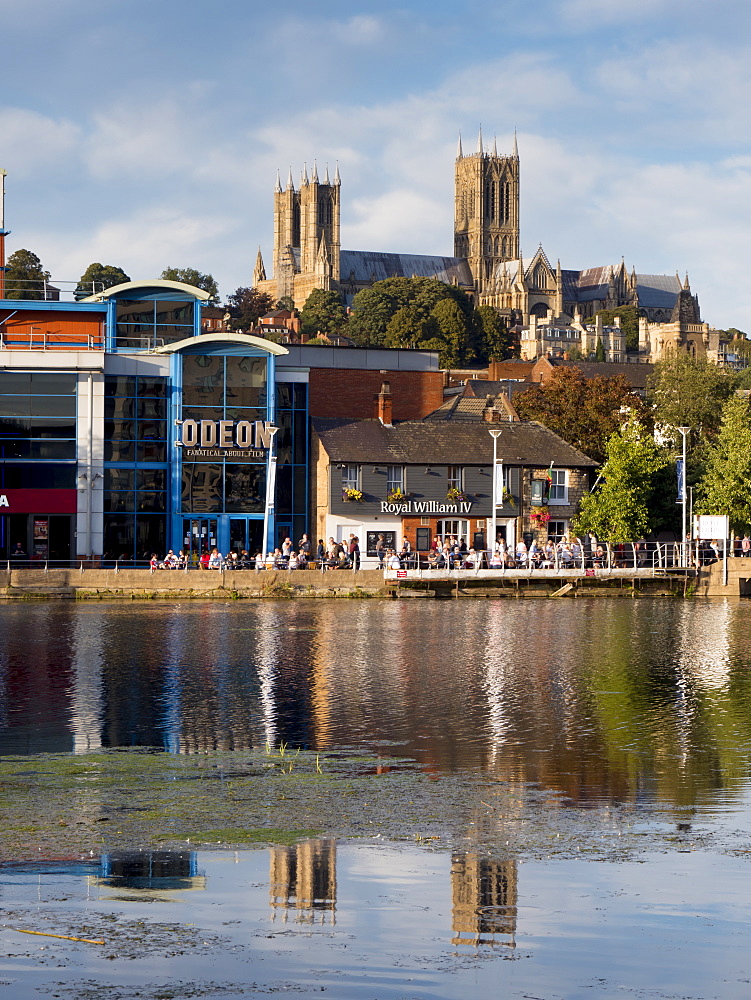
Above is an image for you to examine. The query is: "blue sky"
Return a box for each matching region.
[1,0,750,329]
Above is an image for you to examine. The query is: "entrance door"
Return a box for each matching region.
[183,518,217,566]
[229,518,264,557]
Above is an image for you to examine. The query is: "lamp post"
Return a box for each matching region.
[677,426,689,567]
[489,429,502,558]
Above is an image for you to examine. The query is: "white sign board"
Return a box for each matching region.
[696,515,729,540]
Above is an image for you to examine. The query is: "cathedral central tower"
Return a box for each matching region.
[454,130,519,295]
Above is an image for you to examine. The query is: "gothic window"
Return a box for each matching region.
[292,203,300,247]
[534,264,547,289]
[499,183,506,224]
[502,237,508,257]
[484,182,492,220]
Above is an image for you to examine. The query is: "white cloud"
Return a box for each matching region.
[0,108,80,175]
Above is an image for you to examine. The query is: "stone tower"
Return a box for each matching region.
[270,163,341,305]
[454,129,520,295]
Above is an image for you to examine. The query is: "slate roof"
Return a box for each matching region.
[635,274,682,309]
[339,250,474,287]
[313,418,598,467]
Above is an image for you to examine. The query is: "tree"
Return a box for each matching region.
[348,286,396,346]
[575,417,669,543]
[161,267,219,304]
[649,353,735,446]
[429,297,472,368]
[515,368,646,463]
[475,305,512,360]
[299,288,347,337]
[225,287,274,331]
[4,249,50,299]
[75,262,130,300]
[594,337,605,362]
[383,306,431,349]
[696,394,751,533]
[275,295,296,312]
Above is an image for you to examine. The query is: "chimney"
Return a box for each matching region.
[375,381,393,426]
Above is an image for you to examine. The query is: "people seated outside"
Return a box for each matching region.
[571,538,583,568]
[559,543,573,567]
[288,551,299,570]
[515,541,528,568]
[528,541,542,569]
[199,550,211,570]
[10,542,26,559]
[742,535,751,558]
[163,549,178,569]
[255,551,264,572]
[593,544,606,568]
[349,535,360,570]
[388,549,402,570]
[208,548,223,570]
[489,547,504,569]
[281,537,293,561]
[149,553,159,570]
[541,540,555,568]
[226,551,239,570]
[426,549,440,570]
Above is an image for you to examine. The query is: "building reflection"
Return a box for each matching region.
[450,852,517,948]
[269,838,336,924]
[90,849,206,900]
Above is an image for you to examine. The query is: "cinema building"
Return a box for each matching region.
[0,277,314,561]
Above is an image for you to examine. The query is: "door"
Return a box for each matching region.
[183,517,217,565]
[228,518,264,557]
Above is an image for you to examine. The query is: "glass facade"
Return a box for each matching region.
[115,299,196,350]
[103,375,168,561]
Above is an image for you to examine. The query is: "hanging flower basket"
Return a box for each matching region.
[387,488,410,503]
[446,487,468,502]
[530,506,551,525]
[342,488,364,503]
[502,489,514,506]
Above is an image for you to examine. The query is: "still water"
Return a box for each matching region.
[1,598,751,999]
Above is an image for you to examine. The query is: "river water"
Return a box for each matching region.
[1,598,751,999]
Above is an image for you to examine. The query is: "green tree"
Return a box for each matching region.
[649,353,735,446]
[383,306,435,349]
[225,286,274,331]
[299,288,347,337]
[275,295,296,312]
[4,249,50,299]
[515,367,646,463]
[475,305,511,360]
[594,337,605,362]
[429,297,472,368]
[575,417,669,543]
[587,304,641,353]
[348,285,396,346]
[161,267,219,303]
[75,262,130,300]
[696,394,751,532]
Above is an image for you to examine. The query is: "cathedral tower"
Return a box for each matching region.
[454,130,519,296]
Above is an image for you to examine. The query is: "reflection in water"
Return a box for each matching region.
[2,600,751,811]
[451,853,517,948]
[92,850,206,900]
[269,838,336,924]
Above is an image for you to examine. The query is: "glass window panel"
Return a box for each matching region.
[136,419,167,440]
[136,516,166,562]
[116,301,155,324]
[386,466,403,493]
[137,441,167,462]
[31,395,77,417]
[136,492,166,512]
[30,440,76,460]
[276,412,292,465]
[136,469,166,491]
[105,418,136,441]
[137,377,168,398]
[154,325,194,344]
[0,463,75,489]
[294,411,307,464]
[105,397,136,420]
[104,492,134,512]
[0,417,30,435]
[342,464,359,490]
[0,373,31,395]
[181,406,224,423]
[293,383,308,410]
[105,376,137,398]
[275,383,292,409]
[182,463,222,513]
[28,417,77,438]
[103,515,135,561]
[276,465,292,514]
[224,407,265,423]
[0,440,30,458]
[0,397,30,418]
[294,466,307,514]
[105,469,136,491]
[224,464,265,513]
[137,399,167,421]
[182,355,224,405]
[104,440,135,462]
[30,373,77,395]
[227,356,266,408]
[154,301,193,325]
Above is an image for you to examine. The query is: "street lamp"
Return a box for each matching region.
[677,426,689,567]
[489,429,502,558]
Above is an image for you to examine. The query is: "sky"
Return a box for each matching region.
[1,0,750,329]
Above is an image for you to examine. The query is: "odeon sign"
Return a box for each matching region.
[175,419,277,460]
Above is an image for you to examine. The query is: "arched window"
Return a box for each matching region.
[534,264,547,289]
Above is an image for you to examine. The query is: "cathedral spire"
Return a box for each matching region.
[312,160,319,183]
[457,133,463,159]
[324,163,330,184]
[684,272,690,290]
[275,170,282,194]
[512,129,519,159]
[254,247,266,285]
[334,161,341,186]
[492,135,498,157]
[476,126,484,155]
[286,167,294,192]
[302,162,309,186]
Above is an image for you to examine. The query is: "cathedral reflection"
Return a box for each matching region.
[91,850,206,899]
[269,838,336,924]
[450,853,517,948]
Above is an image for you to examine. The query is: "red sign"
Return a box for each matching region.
[0,490,78,514]
[396,570,407,578]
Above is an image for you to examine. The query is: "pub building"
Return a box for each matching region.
[312,384,597,566]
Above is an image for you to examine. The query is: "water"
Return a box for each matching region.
[1,598,751,998]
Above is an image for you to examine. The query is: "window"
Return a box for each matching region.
[342,464,360,491]
[386,466,403,494]
[547,520,567,542]
[447,466,462,492]
[437,519,470,543]
[549,469,568,504]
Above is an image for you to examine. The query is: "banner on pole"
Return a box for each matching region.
[494,462,504,506]
[676,458,685,502]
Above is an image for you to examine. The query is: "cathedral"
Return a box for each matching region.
[254,131,702,358]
